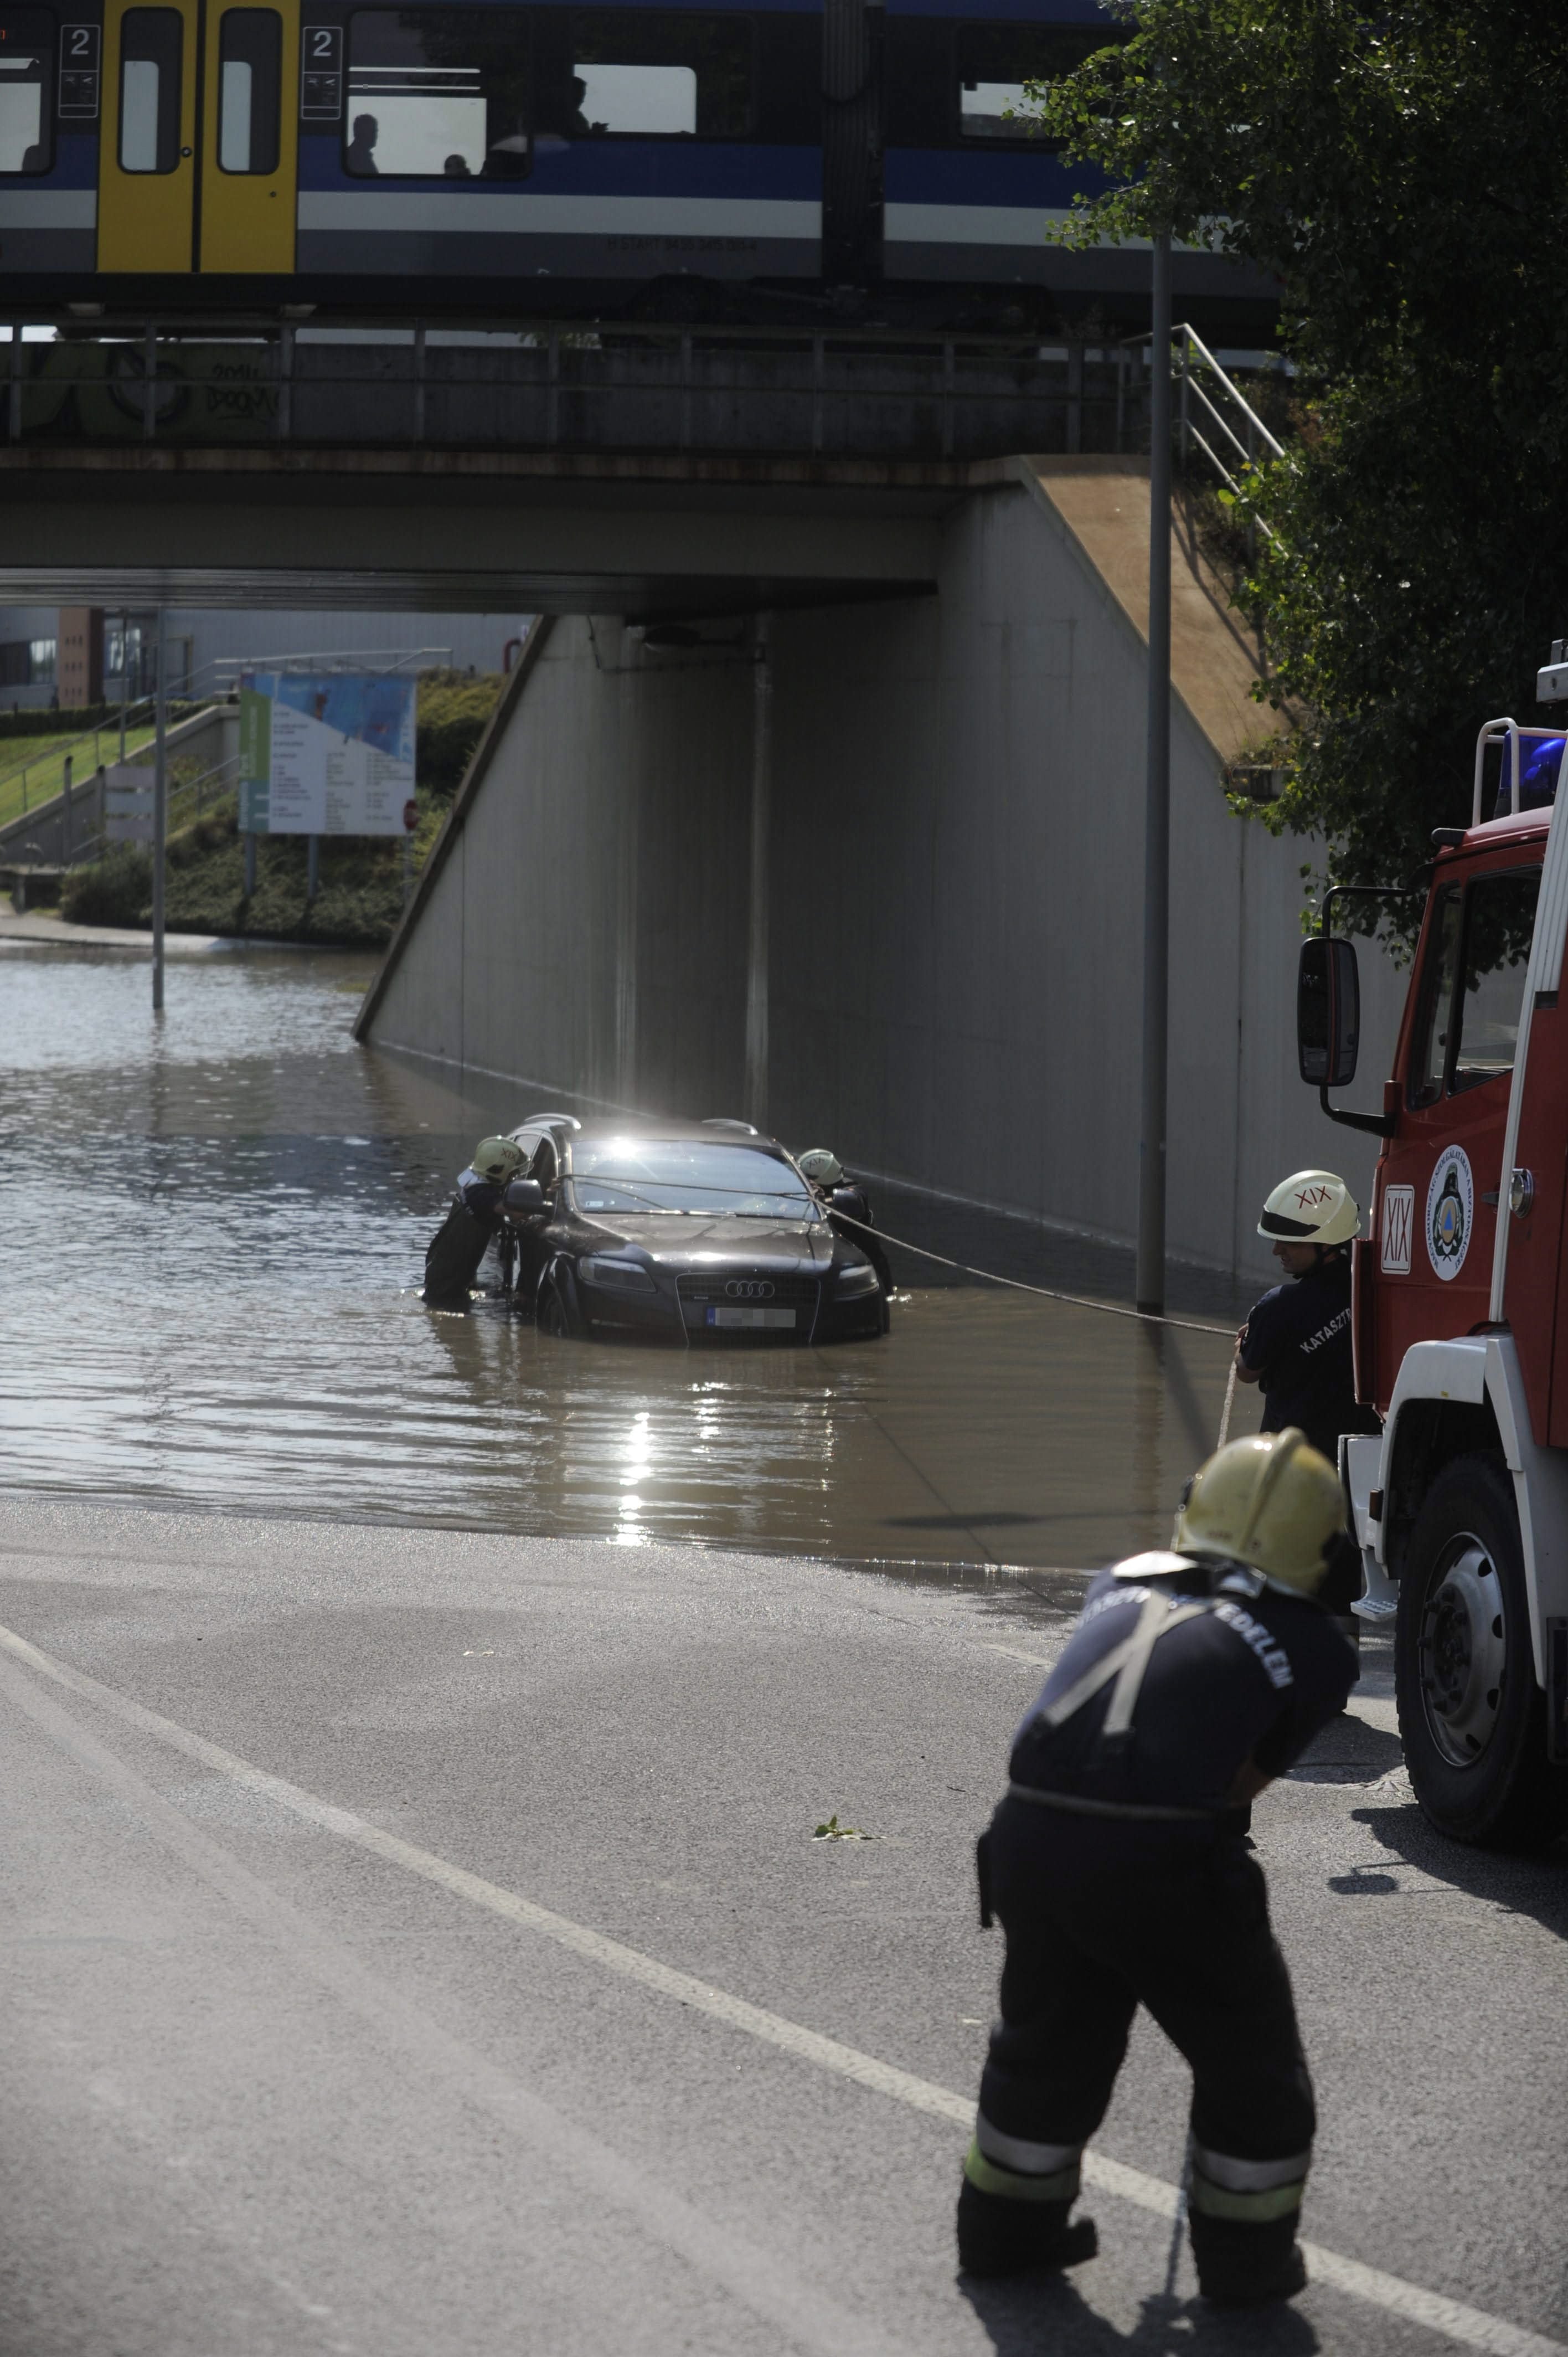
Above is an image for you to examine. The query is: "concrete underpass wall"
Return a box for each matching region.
[373,617,752,1118]
[367,483,1405,1289]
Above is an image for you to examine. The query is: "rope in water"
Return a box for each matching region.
[833,1209,1243,1448]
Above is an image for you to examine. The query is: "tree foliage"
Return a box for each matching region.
[1038,1,1568,934]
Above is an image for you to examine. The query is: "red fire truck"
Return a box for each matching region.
[1298,657,1568,1847]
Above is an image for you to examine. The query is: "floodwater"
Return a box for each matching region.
[0,944,1261,1576]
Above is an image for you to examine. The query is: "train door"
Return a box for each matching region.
[99,0,298,271]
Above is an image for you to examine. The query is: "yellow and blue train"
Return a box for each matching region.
[0,0,1269,326]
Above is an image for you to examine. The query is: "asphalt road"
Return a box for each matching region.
[2,1497,1564,2357]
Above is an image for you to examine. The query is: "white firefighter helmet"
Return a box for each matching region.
[1171,1429,1347,1597]
[798,1149,845,1186]
[473,1136,524,1184]
[1257,1169,1360,1248]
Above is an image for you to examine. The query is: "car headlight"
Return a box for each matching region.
[835,1262,881,1297]
[579,1257,656,1293]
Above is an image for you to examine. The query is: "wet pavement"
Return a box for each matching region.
[0,943,1262,1574]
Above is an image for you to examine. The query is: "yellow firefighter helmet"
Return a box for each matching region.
[1172,1429,1347,1597]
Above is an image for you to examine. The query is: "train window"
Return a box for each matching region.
[0,8,51,172]
[219,9,281,172]
[956,23,1117,142]
[557,11,751,140]
[118,8,182,171]
[345,10,532,178]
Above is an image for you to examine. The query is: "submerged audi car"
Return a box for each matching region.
[501,1115,888,1345]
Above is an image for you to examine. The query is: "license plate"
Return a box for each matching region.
[706,1306,796,1329]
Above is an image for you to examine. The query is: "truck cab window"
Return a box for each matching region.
[0,9,53,173]
[545,10,751,140]
[1450,868,1540,1094]
[345,9,532,179]
[955,24,1119,142]
[1409,887,1462,1110]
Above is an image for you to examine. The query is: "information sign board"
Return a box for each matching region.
[104,763,155,841]
[238,671,415,837]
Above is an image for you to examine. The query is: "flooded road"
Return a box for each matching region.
[0,945,1260,1572]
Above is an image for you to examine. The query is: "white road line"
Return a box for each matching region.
[1,1618,1559,2357]
[0,1649,902,2357]
[979,1640,1058,1669]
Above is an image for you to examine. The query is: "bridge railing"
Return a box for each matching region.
[2,318,1285,467]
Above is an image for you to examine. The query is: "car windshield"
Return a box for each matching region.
[568,1138,819,1219]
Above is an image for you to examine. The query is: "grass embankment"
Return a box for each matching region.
[0,722,159,829]
[58,672,501,949]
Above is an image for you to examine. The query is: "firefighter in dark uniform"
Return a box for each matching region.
[797,1147,895,1300]
[422,1136,525,1310]
[958,1430,1359,2307]
[1235,1168,1380,1469]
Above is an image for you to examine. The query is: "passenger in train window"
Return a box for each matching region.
[345,111,380,173]
[345,9,532,179]
[557,9,752,141]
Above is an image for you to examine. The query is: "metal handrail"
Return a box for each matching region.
[1120,318,1288,539]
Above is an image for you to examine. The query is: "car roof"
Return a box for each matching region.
[515,1114,790,1153]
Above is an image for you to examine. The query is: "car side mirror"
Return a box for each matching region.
[503,1176,546,1216]
[1297,936,1360,1088]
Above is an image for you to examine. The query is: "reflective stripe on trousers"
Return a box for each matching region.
[1188,2136,1312,2224]
[964,2112,1084,2204]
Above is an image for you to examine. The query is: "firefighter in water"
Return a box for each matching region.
[959,1430,1359,2307]
[1234,1169,1380,1469]
[422,1136,525,1310]
[797,1147,894,1299]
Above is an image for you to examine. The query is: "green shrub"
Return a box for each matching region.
[417,671,504,795]
[60,844,152,927]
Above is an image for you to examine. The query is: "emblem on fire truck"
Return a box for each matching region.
[1426,1145,1474,1280]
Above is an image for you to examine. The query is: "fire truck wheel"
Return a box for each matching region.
[1395,1453,1568,1850]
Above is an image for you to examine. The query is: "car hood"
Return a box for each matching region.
[578,1213,839,1272]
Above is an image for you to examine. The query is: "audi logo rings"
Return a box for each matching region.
[725,1280,775,1300]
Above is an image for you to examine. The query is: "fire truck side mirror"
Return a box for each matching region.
[1297,936,1360,1088]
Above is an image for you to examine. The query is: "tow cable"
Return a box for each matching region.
[827,1210,1241,1448]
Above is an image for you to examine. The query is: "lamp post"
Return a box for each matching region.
[152,606,167,1012]
[1136,228,1173,1316]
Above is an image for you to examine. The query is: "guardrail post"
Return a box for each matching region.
[277,322,294,442]
[1066,342,1083,455]
[811,337,825,455]
[941,340,955,459]
[61,754,72,858]
[679,332,692,452]
[8,325,22,442]
[412,322,426,445]
[143,322,157,442]
[546,330,559,449]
